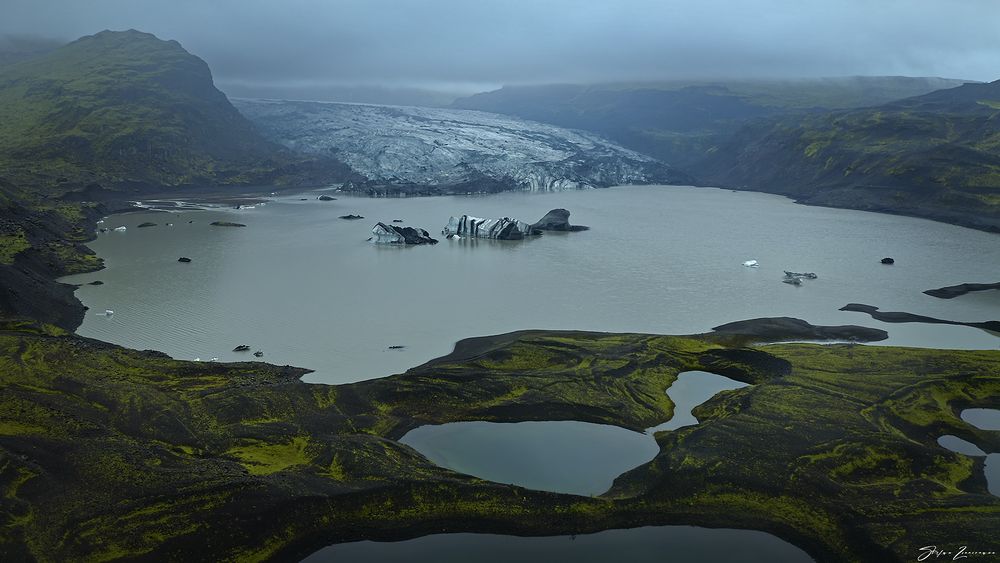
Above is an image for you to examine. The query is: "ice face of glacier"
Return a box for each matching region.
[233,99,691,194]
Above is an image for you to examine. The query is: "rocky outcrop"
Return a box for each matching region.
[840,303,1000,332]
[234,99,691,195]
[529,208,589,232]
[923,281,1000,299]
[443,215,536,240]
[370,223,438,245]
[210,221,246,227]
[710,317,888,342]
[339,214,364,220]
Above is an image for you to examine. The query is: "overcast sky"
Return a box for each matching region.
[3,0,999,93]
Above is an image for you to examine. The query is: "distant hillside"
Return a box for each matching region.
[453,77,970,166]
[0,35,61,68]
[693,80,1000,231]
[0,30,351,192]
[236,99,690,195]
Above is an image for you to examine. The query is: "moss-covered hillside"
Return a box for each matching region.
[1,323,996,562]
[0,30,353,191]
[694,80,1000,232]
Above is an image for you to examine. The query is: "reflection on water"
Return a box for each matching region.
[937,435,987,457]
[400,420,658,497]
[962,408,1000,431]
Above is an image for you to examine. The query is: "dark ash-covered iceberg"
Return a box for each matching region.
[443,215,536,240]
[371,222,438,245]
[530,208,589,232]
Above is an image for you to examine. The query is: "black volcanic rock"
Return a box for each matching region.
[529,208,589,232]
[318,195,336,201]
[177,257,191,263]
[710,317,888,342]
[137,222,157,228]
[881,257,895,264]
[339,214,364,220]
[924,281,1000,299]
[840,303,1000,332]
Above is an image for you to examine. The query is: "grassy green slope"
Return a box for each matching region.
[693,80,1000,231]
[1,323,996,562]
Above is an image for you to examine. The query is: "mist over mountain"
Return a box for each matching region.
[453,77,972,166]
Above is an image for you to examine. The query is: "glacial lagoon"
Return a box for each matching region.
[64,185,1000,385]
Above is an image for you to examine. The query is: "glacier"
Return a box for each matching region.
[233,99,691,195]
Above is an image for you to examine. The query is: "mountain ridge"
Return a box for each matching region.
[0,29,353,192]
[692,79,1000,231]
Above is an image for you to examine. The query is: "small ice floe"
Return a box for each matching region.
[209,357,219,362]
[113,226,127,232]
[96,219,105,224]
[742,260,759,267]
[104,309,114,316]
[193,357,201,362]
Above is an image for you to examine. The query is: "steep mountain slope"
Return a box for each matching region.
[693,80,1000,231]
[453,77,969,166]
[235,99,690,194]
[0,30,350,191]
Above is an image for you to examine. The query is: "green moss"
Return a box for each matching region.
[1,326,998,562]
[226,436,312,475]
[0,230,30,264]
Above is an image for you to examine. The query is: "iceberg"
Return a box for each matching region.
[443,215,536,240]
[371,222,438,245]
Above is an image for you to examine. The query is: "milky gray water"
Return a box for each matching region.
[64,185,1000,384]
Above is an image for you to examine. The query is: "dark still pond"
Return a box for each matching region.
[303,526,813,563]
